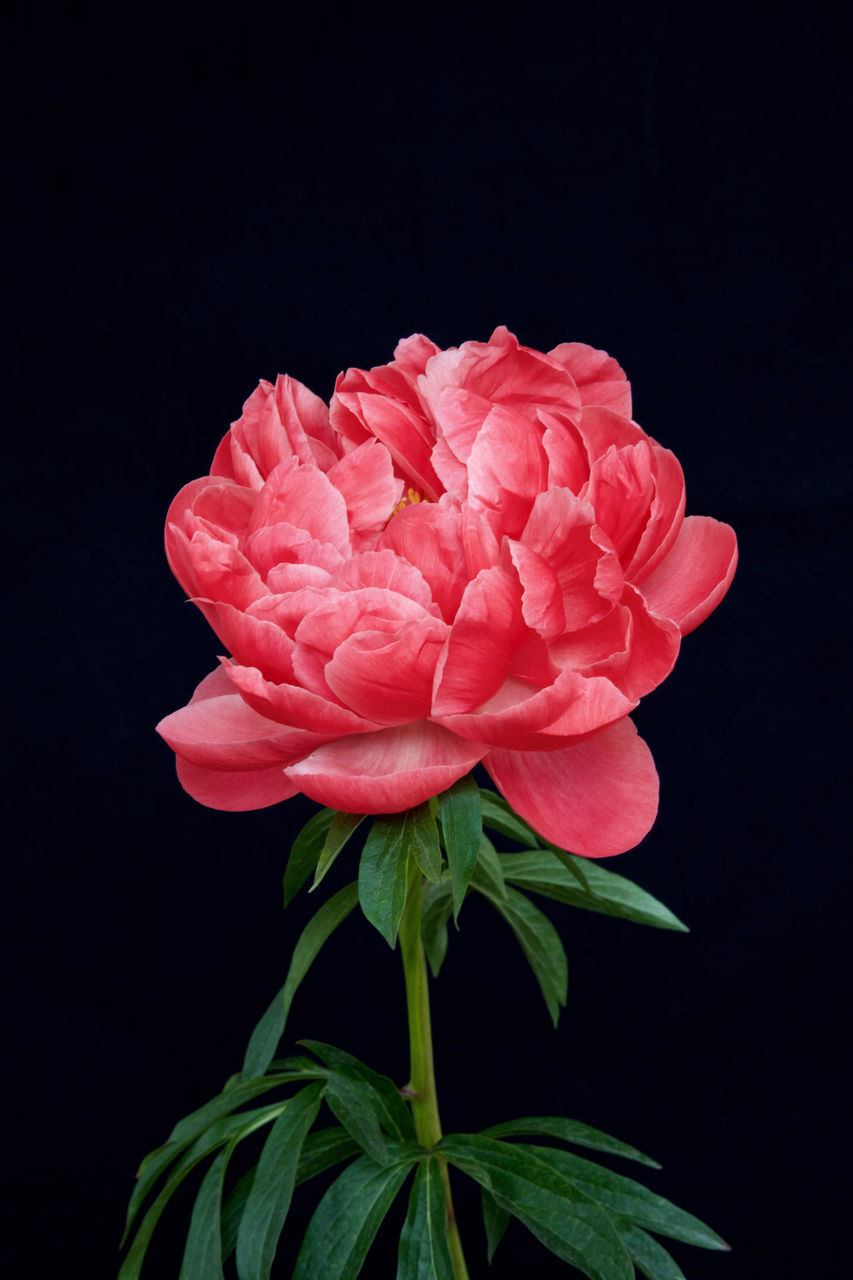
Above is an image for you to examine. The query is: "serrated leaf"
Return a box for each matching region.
[241,883,359,1079]
[292,1149,419,1280]
[481,1117,660,1169]
[474,882,568,1026]
[396,1157,455,1279]
[500,851,688,932]
[358,816,410,947]
[438,775,482,921]
[479,789,543,847]
[296,1127,360,1185]
[121,1104,288,1279]
[180,1144,229,1280]
[407,803,443,883]
[481,1187,510,1264]
[439,1134,633,1280]
[618,1223,687,1280]
[299,1041,415,1142]
[312,812,365,892]
[236,1083,325,1280]
[469,834,508,901]
[517,1145,728,1251]
[325,1072,389,1166]
[283,808,336,907]
[421,882,454,979]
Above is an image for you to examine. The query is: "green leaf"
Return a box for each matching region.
[222,1167,256,1262]
[479,789,543,847]
[469,834,508,901]
[295,1127,360,1185]
[299,1040,415,1142]
[500,850,689,932]
[121,1103,289,1279]
[481,1188,510,1264]
[312,812,365,892]
[474,882,568,1026]
[236,1083,325,1280]
[180,1144,229,1280]
[325,1071,389,1166]
[358,816,411,947]
[618,1223,687,1280]
[396,1157,455,1279]
[517,1145,728,1251]
[481,1117,660,1169]
[126,1076,312,1243]
[283,808,335,907]
[421,882,454,979]
[438,775,482,921]
[292,1149,419,1280]
[439,1134,633,1280]
[407,803,443,884]
[241,883,359,1079]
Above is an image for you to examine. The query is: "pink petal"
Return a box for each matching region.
[157,671,325,770]
[224,661,381,734]
[466,404,548,535]
[547,343,632,416]
[626,445,686,582]
[331,385,441,500]
[639,516,738,635]
[330,549,436,613]
[576,405,646,463]
[176,755,300,811]
[540,410,590,493]
[486,717,659,857]
[325,620,447,724]
[377,502,470,620]
[432,565,527,715]
[583,442,654,564]
[432,669,635,750]
[326,438,403,535]
[274,373,339,469]
[283,722,485,813]
[521,488,623,629]
[249,458,351,551]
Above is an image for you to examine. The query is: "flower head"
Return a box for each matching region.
[158,328,736,856]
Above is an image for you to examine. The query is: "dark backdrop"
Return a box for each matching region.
[7,1,849,1276]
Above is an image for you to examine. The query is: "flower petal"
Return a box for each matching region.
[326,438,403,536]
[486,717,659,857]
[639,515,738,635]
[547,342,632,416]
[176,755,300,811]
[283,722,486,812]
[432,565,527,715]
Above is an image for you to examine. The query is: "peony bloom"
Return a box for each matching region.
[158,327,736,856]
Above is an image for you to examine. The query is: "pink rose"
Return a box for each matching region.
[158,327,737,856]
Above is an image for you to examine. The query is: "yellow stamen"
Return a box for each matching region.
[391,486,430,516]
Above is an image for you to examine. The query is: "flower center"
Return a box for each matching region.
[391,486,430,516]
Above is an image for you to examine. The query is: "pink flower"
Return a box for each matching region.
[158,328,737,856]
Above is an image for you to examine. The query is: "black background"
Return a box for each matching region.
[7,0,850,1276]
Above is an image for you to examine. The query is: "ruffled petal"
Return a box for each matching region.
[486,716,659,857]
[639,516,738,635]
[377,503,470,620]
[326,438,403,536]
[432,565,527,715]
[224,661,381,733]
[249,459,351,551]
[325,619,447,724]
[432,669,635,750]
[547,342,632,417]
[283,722,486,812]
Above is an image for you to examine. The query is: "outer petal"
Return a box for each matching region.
[486,717,659,857]
[224,661,382,734]
[547,342,632,417]
[157,673,325,770]
[639,516,738,635]
[283,722,486,812]
[176,755,300,811]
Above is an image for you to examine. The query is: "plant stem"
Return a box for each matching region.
[399,863,470,1280]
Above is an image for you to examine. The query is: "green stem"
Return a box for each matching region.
[399,862,470,1280]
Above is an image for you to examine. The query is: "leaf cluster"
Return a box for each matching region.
[120,1036,725,1279]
